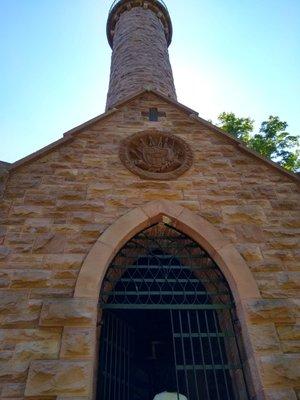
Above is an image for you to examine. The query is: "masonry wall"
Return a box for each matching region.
[106,6,176,109]
[0,92,299,400]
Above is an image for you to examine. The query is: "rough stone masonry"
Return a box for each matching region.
[0,0,299,399]
[106,3,177,109]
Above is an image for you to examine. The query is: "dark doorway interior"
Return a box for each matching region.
[98,309,175,400]
[121,309,175,399]
[98,308,236,400]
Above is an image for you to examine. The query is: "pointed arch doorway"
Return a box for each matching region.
[97,222,250,400]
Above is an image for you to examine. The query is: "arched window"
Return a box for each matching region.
[97,223,250,400]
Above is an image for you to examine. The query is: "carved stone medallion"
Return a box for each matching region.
[119,130,193,180]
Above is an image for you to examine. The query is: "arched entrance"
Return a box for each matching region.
[97,222,250,400]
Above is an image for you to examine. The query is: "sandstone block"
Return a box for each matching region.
[282,218,300,229]
[0,361,28,382]
[277,272,300,290]
[11,206,44,217]
[8,270,51,289]
[198,210,222,224]
[265,388,297,400]
[29,288,73,299]
[0,291,28,314]
[57,398,90,400]
[276,325,300,341]
[33,233,65,253]
[0,271,10,288]
[263,249,295,263]
[237,244,263,262]
[0,293,42,328]
[48,278,76,289]
[24,192,56,206]
[281,341,300,354]
[0,350,13,361]
[57,189,86,201]
[0,328,61,350]
[248,323,280,353]
[1,383,25,398]
[271,199,299,210]
[222,205,267,225]
[1,306,42,328]
[25,360,92,397]
[70,212,97,224]
[56,200,104,212]
[80,224,104,238]
[40,299,97,327]
[54,168,79,178]
[0,246,11,259]
[24,217,53,228]
[2,253,43,269]
[260,354,300,387]
[257,272,300,298]
[52,270,78,280]
[235,225,265,243]
[269,238,300,250]
[5,233,34,253]
[87,183,112,197]
[60,328,95,359]
[246,299,299,324]
[13,339,60,362]
[43,254,84,270]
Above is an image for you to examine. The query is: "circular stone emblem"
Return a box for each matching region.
[119,130,193,180]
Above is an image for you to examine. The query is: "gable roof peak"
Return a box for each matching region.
[6,89,299,184]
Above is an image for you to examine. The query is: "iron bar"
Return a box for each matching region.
[122,321,126,400]
[230,308,252,400]
[103,312,110,398]
[108,313,114,400]
[178,310,191,399]
[173,332,234,338]
[108,264,217,269]
[204,310,221,400]
[195,310,211,400]
[176,364,242,370]
[101,303,233,310]
[127,323,130,400]
[102,290,229,296]
[110,278,225,284]
[170,310,180,400]
[212,310,231,399]
[187,310,200,400]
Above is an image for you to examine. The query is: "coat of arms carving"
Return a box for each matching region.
[119,130,193,180]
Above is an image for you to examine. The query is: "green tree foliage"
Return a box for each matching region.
[217,113,300,172]
[217,112,254,143]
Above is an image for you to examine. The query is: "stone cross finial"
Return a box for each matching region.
[106,0,177,110]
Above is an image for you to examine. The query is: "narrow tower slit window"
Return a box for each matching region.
[97,223,251,400]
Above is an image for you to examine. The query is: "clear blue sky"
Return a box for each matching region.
[0,0,299,163]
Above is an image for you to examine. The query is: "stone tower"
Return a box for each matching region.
[106,0,176,109]
[0,1,299,399]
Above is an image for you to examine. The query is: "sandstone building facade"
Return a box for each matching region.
[0,1,299,399]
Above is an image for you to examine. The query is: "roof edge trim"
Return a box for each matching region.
[7,89,299,183]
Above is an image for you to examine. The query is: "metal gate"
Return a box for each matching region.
[98,223,250,400]
[97,312,134,400]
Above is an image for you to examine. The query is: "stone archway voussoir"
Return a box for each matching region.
[74,200,261,302]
